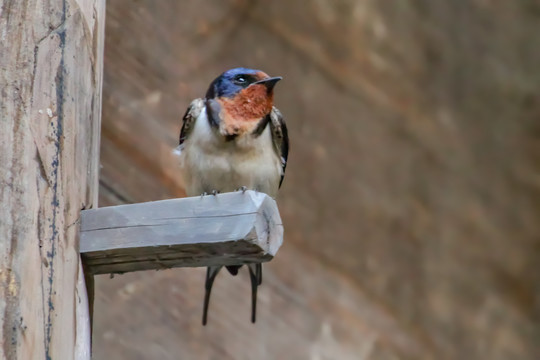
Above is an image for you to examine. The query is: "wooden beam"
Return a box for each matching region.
[0,1,105,359]
[80,191,284,275]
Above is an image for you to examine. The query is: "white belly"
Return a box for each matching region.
[179,109,282,198]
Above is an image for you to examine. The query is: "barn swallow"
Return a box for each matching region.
[176,68,289,325]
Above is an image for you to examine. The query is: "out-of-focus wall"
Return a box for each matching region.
[94,1,539,359]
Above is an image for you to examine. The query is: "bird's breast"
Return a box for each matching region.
[179,108,281,197]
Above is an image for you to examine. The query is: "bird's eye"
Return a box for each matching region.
[235,76,247,84]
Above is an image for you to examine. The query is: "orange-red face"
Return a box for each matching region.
[212,70,280,136]
[218,79,273,117]
[206,68,281,136]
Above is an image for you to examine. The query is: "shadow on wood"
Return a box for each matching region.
[80,191,283,275]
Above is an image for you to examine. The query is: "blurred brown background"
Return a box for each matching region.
[93,1,539,359]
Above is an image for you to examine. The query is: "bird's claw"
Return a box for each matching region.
[236,186,248,193]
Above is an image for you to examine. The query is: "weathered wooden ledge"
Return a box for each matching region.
[80,190,283,275]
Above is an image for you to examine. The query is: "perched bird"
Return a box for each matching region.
[176,68,289,325]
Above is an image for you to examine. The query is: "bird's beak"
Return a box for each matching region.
[253,76,282,92]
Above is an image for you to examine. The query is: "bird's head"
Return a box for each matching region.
[205,68,282,129]
[206,67,282,100]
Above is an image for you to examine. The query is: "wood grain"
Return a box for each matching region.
[81,191,283,275]
[0,0,105,358]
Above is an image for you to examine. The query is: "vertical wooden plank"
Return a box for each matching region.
[75,262,92,360]
[0,0,105,358]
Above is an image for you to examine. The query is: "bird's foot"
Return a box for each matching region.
[236,186,248,194]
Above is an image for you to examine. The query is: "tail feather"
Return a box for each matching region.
[202,263,263,325]
[202,266,222,325]
[247,263,263,323]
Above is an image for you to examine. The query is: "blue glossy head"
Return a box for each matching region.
[205,67,281,99]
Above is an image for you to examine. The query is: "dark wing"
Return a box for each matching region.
[178,98,205,150]
[269,107,289,188]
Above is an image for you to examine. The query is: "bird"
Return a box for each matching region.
[176,67,289,325]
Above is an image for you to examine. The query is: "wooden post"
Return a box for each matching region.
[0,0,105,359]
[79,190,283,336]
[80,191,284,275]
